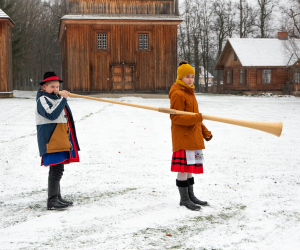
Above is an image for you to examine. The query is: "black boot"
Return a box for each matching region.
[58,184,73,206]
[188,177,208,206]
[177,180,200,211]
[47,180,69,210]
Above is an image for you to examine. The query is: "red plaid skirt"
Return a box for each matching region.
[171,149,203,174]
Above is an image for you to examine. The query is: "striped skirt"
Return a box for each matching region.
[171,149,203,174]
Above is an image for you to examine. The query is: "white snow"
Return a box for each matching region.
[0,8,13,23]
[62,14,182,21]
[0,90,300,249]
[0,8,9,18]
[199,66,214,79]
[229,38,300,67]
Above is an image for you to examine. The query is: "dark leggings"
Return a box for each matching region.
[48,163,64,182]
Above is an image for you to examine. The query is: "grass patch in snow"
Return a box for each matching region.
[71,187,137,205]
[80,112,94,121]
[78,104,113,122]
[0,132,37,143]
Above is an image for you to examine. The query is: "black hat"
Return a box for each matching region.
[39,72,63,85]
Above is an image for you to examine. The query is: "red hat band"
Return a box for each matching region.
[43,76,60,82]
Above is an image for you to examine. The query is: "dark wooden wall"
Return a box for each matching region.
[221,48,289,92]
[61,22,178,92]
[67,0,175,14]
[0,20,13,92]
[223,67,288,92]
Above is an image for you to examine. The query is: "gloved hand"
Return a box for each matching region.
[205,134,213,141]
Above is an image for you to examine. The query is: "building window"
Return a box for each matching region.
[295,72,300,83]
[262,69,271,84]
[240,69,244,84]
[97,33,107,49]
[234,52,237,61]
[227,70,231,84]
[138,34,149,50]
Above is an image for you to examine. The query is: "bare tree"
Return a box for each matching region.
[280,0,300,67]
[256,0,278,38]
[281,0,300,38]
[178,0,193,63]
[195,0,214,93]
[190,0,202,92]
[4,0,65,90]
[236,0,257,38]
[213,0,236,93]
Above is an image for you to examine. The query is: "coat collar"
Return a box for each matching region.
[173,82,195,95]
[36,89,61,101]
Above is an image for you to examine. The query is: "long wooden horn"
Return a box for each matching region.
[60,92,283,137]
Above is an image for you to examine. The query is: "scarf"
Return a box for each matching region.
[176,79,195,89]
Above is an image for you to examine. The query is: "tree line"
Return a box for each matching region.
[0,0,65,90]
[1,0,300,92]
[178,0,300,92]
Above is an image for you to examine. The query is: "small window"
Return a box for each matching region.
[97,33,107,50]
[263,69,271,84]
[138,34,149,50]
[234,52,237,61]
[227,70,231,84]
[240,69,244,84]
[295,72,300,83]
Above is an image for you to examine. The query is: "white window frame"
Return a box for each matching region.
[263,69,271,84]
[240,69,244,84]
[295,72,300,83]
[227,70,231,84]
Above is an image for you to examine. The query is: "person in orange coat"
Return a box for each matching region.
[169,60,213,211]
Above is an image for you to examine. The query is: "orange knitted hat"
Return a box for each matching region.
[177,61,195,80]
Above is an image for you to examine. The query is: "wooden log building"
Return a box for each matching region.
[215,32,300,95]
[58,0,182,92]
[0,9,14,94]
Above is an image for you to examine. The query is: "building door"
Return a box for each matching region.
[111,64,135,91]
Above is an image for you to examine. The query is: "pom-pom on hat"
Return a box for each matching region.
[39,71,63,85]
[177,60,195,80]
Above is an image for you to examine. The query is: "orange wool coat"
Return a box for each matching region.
[169,83,212,152]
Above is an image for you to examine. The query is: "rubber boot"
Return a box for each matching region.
[177,180,200,211]
[188,177,208,206]
[47,180,69,210]
[58,184,73,206]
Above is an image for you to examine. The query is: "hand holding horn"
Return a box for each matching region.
[59,90,70,99]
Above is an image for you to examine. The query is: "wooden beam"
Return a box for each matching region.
[58,19,182,42]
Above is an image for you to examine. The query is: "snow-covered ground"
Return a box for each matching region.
[0,91,299,250]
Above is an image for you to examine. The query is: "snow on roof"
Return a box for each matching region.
[0,8,9,19]
[199,66,214,78]
[0,8,14,24]
[61,14,182,21]
[229,38,300,67]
